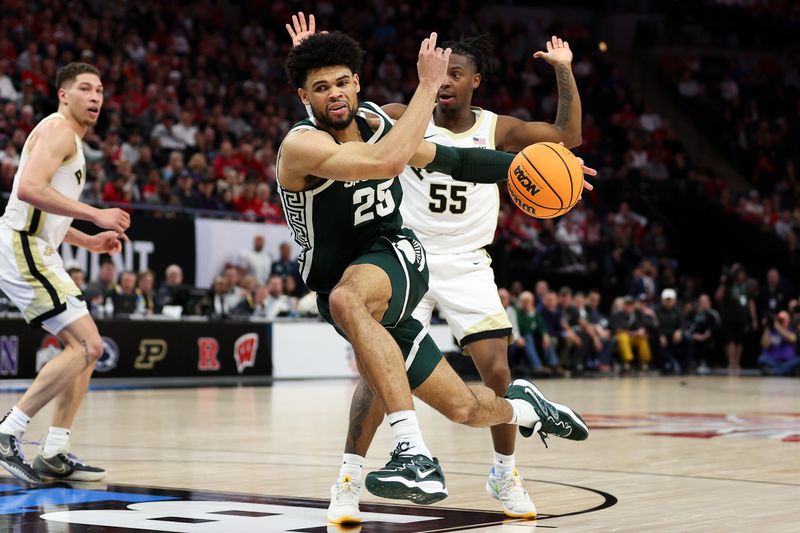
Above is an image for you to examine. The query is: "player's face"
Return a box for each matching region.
[437,54,480,111]
[300,66,360,131]
[61,73,104,127]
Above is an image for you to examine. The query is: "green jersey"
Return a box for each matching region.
[277,102,405,294]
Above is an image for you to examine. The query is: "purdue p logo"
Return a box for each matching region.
[134,339,168,369]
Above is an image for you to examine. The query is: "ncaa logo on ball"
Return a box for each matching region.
[96,336,119,372]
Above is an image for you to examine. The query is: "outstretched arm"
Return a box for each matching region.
[409,142,596,187]
[279,34,451,189]
[496,36,582,151]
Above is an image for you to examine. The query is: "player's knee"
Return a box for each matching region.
[329,285,362,327]
[483,362,511,391]
[443,399,475,425]
[84,334,104,364]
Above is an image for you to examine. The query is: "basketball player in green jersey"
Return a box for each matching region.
[278,30,589,521]
[286,14,593,521]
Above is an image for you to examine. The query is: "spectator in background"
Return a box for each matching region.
[271,242,301,287]
[136,269,158,315]
[172,110,198,149]
[212,140,242,179]
[715,264,758,372]
[67,267,87,299]
[585,290,613,371]
[208,276,232,320]
[156,264,189,310]
[758,311,799,376]
[222,265,245,310]
[512,291,556,376]
[611,295,652,371]
[239,234,272,284]
[197,178,223,211]
[758,268,789,321]
[687,294,721,374]
[111,271,138,315]
[85,258,117,307]
[252,275,293,319]
[656,288,685,373]
[0,60,20,102]
[174,173,201,208]
[151,113,184,154]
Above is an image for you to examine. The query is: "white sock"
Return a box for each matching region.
[339,453,364,484]
[387,410,431,458]
[493,451,515,475]
[43,427,70,458]
[0,406,31,438]
[507,398,540,429]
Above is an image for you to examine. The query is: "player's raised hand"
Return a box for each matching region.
[94,207,130,233]
[417,32,452,88]
[533,35,573,66]
[285,12,326,47]
[88,231,127,255]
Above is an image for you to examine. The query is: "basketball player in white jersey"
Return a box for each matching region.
[287,15,593,522]
[0,62,130,483]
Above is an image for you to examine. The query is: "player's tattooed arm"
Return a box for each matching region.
[496,36,582,151]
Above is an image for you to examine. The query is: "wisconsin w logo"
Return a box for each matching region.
[134,339,168,369]
[233,333,259,374]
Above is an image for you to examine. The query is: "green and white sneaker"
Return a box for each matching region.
[506,379,589,443]
[486,468,537,519]
[33,452,106,482]
[0,432,42,484]
[364,443,447,504]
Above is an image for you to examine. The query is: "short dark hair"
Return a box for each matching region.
[441,34,494,76]
[285,32,364,89]
[56,62,100,89]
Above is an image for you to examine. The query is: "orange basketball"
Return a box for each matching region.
[506,142,584,219]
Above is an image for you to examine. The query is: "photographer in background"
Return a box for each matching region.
[758,310,800,376]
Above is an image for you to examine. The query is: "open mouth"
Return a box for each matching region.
[87,107,99,119]
[437,92,455,104]
[328,102,348,117]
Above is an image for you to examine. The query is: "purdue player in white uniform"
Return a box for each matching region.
[0,63,130,483]
[286,16,593,523]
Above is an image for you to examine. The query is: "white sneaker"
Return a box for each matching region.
[327,475,362,524]
[485,468,537,519]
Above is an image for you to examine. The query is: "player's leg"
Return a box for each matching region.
[328,292,437,523]
[429,249,536,517]
[328,263,415,414]
[32,319,106,482]
[327,377,383,524]
[326,229,441,508]
[0,313,102,483]
[469,337,537,518]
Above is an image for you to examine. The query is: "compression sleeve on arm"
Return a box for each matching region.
[424,144,515,184]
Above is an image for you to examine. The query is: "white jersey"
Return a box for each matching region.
[0,112,86,247]
[399,107,499,254]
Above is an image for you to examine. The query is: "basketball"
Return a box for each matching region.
[506,142,584,219]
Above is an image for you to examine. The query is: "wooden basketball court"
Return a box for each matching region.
[1,376,798,531]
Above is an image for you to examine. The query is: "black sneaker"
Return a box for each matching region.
[0,432,43,484]
[364,443,447,505]
[33,452,106,482]
[505,379,589,443]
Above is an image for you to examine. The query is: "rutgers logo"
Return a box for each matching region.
[36,335,62,372]
[233,333,258,374]
[198,338,221,371]
[134,340,168,370]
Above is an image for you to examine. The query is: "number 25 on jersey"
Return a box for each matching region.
[353,181,395,226]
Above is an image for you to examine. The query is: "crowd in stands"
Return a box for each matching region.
[499,267,800,377]
[0,1,796,376]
